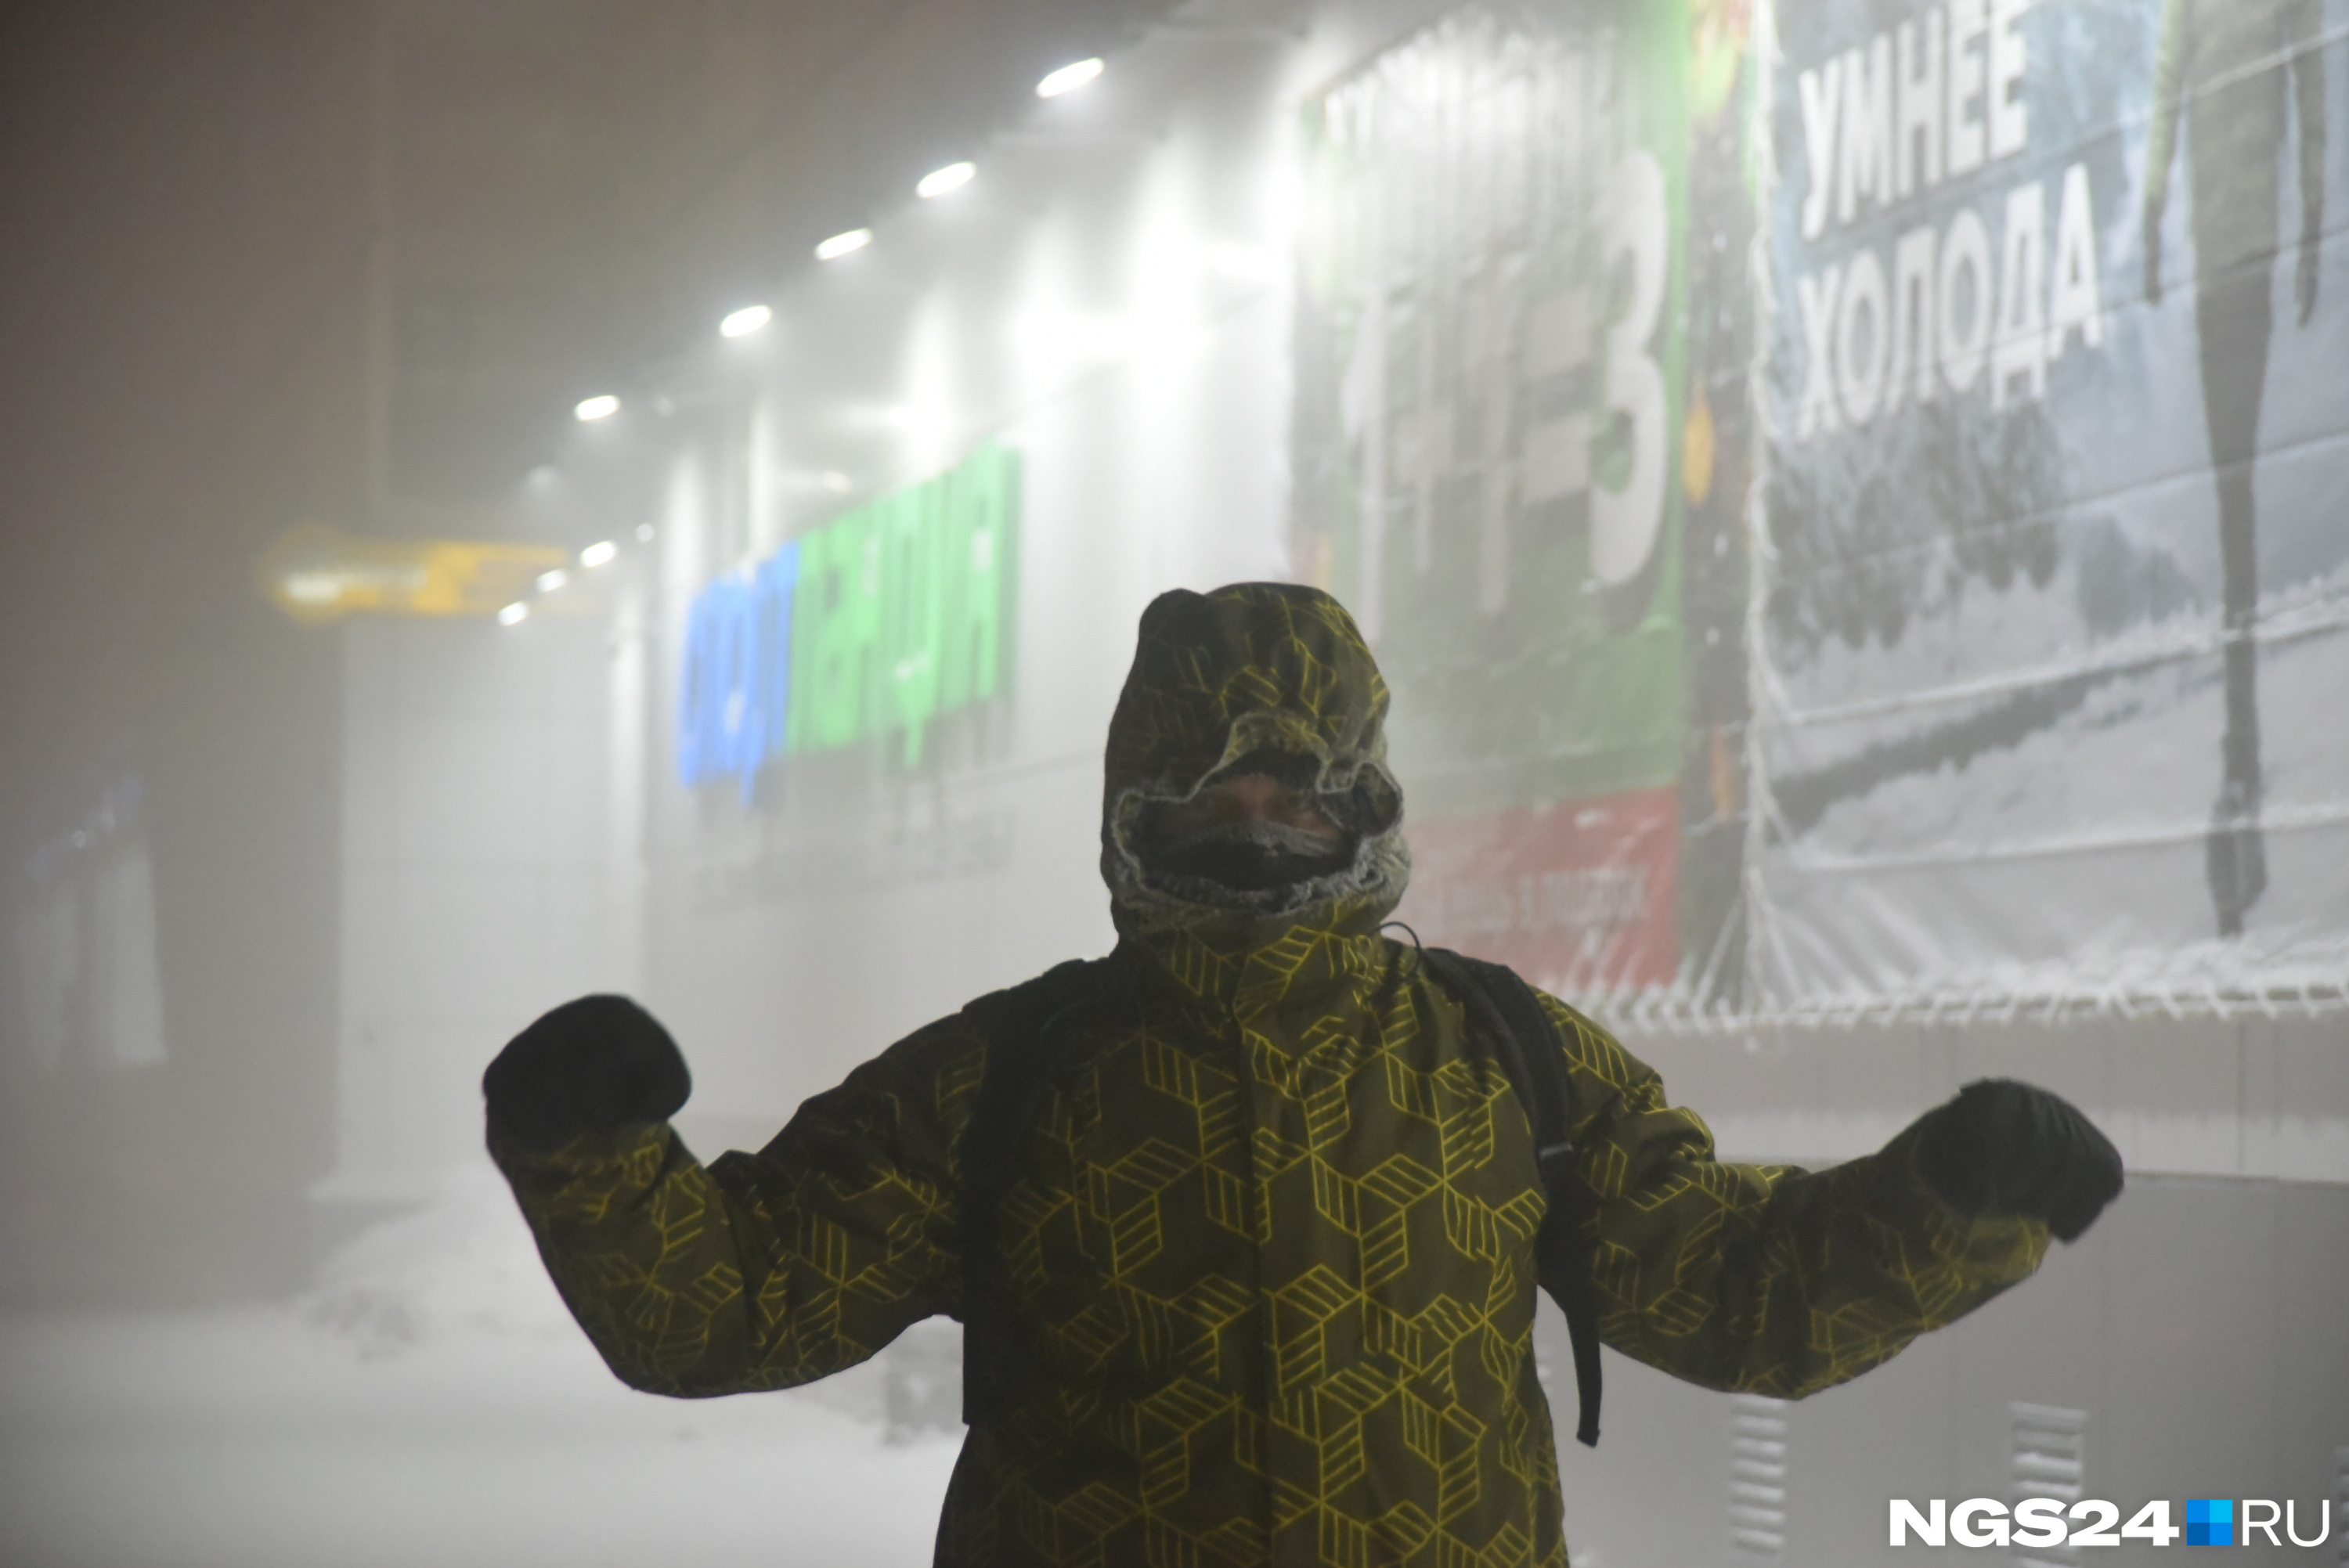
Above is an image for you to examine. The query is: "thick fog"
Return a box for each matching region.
[3,2,2345,1565]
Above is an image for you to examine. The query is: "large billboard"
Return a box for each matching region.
[1297,0,2348,1015]
[1753,0,2349,1007]
[1298,2,1686,996]
[1294,0,1754,1002]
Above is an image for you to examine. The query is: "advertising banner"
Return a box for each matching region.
[1404,786,1681,993]
[1294,1,1756,1000]
[1754,0,2349,1007]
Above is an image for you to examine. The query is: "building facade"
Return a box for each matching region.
[316,1,2347,1560]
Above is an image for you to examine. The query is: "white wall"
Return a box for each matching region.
[323,586,642,1206]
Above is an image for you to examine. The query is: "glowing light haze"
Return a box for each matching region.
[1036,58,1103,98]
[814,227,872,261]
[915,161,975,199]
[719,304,772,338]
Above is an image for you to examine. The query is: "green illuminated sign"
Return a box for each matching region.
[680,442,1019,792]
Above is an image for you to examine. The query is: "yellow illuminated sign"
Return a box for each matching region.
[258,525,568,622]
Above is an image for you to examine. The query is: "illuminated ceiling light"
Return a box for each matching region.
[574,394,620,422]
[1036,58,1103,98]
[815,228,872,261]
[579,540,618,568]
[720,304,772,339]
[536,568,568,593]
[498,602,530,626]
[821,471,853,494]
[915,161,975,200]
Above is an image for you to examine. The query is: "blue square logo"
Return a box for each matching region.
[2186,1498,2235,1546]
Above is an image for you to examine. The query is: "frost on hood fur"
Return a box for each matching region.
[1100,582,1410,934]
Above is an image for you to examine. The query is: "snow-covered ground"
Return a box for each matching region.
[0,1166,962,1568]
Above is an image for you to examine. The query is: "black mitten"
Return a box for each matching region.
[1911,1079,2123,1242]
[482,994,691,1151]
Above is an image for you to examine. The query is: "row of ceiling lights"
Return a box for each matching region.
[566,55,1106,428]
[497,532,646,625]
[512,59,1106,625]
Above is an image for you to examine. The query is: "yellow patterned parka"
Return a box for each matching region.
[489,582,2048,1567]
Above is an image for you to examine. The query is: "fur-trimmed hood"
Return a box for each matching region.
[1099,582,1410,938]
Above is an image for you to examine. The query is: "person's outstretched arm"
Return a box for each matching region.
[1538,996,2121,1400]
[482,995,982,1397]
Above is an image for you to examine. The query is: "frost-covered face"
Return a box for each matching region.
[1136,769,1353,893]
[1100,582,1411,934]
[1153,773,1344,842]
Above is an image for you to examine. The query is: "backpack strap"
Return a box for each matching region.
[954,957,1098,1428]
[1417,946,1604,1448]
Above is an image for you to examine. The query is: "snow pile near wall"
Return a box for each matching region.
[304,1160,577,1357]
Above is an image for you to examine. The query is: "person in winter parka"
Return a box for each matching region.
[484,581,2123,1568]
